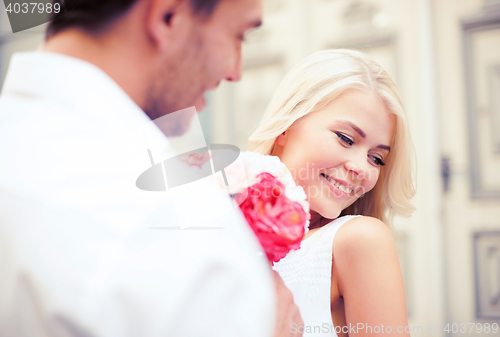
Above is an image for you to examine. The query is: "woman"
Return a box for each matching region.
[249,49,416,336]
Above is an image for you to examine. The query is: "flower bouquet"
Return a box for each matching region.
[217,152,310,264]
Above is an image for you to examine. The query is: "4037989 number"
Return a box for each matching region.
[5,2,61,14]
[444,323,499,334]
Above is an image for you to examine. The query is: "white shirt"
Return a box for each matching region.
[0,52,274,337]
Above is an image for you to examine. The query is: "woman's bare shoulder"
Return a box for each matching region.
[333,216,396,266]
[331,216,408,329]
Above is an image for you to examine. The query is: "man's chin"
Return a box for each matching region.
[195,96,206,112]
[152,106,197,137]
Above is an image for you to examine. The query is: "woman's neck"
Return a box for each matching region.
[309,211,334,230]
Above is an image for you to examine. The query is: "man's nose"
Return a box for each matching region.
[225,47,242,82]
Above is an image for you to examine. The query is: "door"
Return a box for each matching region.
[434,0,500,334]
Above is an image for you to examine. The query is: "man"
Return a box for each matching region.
[0,0,301,336]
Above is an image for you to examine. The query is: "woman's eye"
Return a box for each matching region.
[370,155,386,166]
[335,132,354,146]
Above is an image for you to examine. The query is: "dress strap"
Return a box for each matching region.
[318,215,359,244]
[272,215,361,336]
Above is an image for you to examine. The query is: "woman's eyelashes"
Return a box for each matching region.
[370,155,386,166]
[335,131,387,166]
[335,132,354,146]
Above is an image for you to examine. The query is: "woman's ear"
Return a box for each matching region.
[276,131,287,147]
[271,131,287,156]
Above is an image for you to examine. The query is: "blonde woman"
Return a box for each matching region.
[249,49,416,337]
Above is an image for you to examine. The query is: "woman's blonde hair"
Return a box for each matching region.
[249,49,416,228]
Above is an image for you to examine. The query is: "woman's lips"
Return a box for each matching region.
[320,173,355,199]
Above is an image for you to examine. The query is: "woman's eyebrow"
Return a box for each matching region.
[377,145,391,152]
[339,120,366,138]
[339,120,391,152]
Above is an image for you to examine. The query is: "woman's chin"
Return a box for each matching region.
[310,201,342,220]
[322,211,341,221]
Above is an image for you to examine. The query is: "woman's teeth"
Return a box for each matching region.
[322,174,353,194]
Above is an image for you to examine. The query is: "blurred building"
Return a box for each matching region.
[1,0,500,336]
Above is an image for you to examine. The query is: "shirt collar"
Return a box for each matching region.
[1,51,174,155]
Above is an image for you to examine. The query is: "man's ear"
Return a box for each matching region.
[146,0,192,53]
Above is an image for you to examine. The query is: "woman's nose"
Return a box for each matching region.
[344,154,369,180]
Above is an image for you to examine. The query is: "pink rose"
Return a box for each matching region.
[236,173,309,263]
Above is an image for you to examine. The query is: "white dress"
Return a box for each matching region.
[273,215,360,337]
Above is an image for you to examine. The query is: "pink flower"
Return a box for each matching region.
[180,151,211,169]
[236,173,310,264]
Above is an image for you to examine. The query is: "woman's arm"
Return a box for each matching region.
[334,216,411,336]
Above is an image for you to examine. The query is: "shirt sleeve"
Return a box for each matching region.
[0,176,276,337]
[0,109,275,337]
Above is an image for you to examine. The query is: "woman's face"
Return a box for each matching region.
[274,89,396,219]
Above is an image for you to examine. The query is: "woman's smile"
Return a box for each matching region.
[319,173,355,199]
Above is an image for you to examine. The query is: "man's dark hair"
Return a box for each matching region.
[46,0,222,39]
